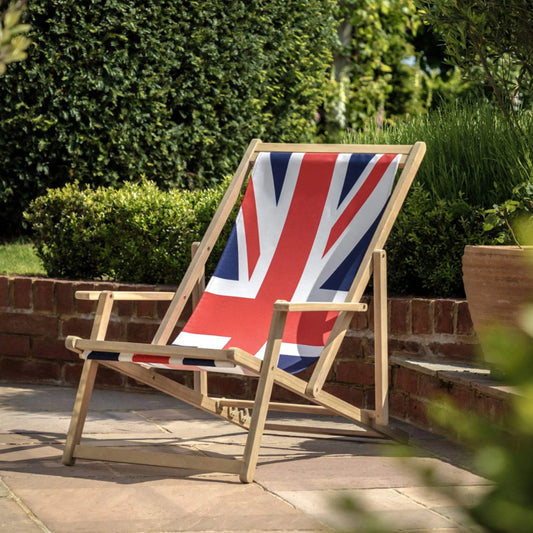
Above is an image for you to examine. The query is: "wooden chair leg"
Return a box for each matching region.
[373,249,389,426]
[191,241,208,396]
[63,291,114,465]
[62,359,99,465]
[240,307,288,483]
[194,371,208,395]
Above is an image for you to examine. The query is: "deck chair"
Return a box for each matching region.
[63,139,426,483]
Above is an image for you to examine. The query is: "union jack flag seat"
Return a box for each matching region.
[63,139,426,482]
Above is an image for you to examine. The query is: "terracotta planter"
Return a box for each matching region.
[462,245,533,358]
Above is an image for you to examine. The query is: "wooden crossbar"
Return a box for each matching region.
[73,445,243,474]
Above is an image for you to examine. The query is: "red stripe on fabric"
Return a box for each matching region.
[324,153,396,255]
[241,178,260,279]
[132,354,170,364]
[183,153,338,356]
[283,310,339,346]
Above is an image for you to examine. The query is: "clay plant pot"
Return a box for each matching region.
[462,245,533,361]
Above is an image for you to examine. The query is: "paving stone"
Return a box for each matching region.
[0,383,491,533]
[2,472,324,533]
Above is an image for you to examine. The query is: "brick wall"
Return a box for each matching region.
[0,275,480,409]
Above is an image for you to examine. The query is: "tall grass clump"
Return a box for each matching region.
[345,98,533,296]
[346,99,533,207]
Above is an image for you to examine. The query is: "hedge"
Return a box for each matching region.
[0,0,336,237]
[24,180,233,284]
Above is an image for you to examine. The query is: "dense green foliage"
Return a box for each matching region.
[346,99,533,207]
[386,186,489,296]
[418,0,533,131]
[0,0,336,237]
[345,99,533,296]
[24,180,232,283]
[322,0,467,137]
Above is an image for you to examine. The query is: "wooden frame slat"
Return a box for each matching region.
[74,445,244,474]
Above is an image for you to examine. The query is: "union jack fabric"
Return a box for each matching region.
[85,151,400,375]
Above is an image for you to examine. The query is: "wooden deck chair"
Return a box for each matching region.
[63,139,426,483]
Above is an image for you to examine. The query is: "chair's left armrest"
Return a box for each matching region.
[75,291,176,301]
[273,300,367,313]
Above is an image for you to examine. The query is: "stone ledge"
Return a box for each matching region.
[390,355,516,432]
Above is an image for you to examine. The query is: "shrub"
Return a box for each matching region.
[24,180,233,284]
[386,185,489,296]
[0,0,336,237]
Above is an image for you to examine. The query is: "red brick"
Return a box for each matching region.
[0,312,58,336]
[64,359,126,389]
[0,333,30,357]
[136,300,155,319]
[32,337,77,361]
[390,298,410,334]
[338,335,367,359]
[209,374,250,399]
[56,281,74,314]
[13,277,32,309]
[456,300,474,335]
[323,383,364,407]
[62,362,84,385]
[33,279,55,312]
[472,394,508,423]
[74,282,97,314]
[434,299,454,334]
[448,383,472,409]
[117,300,135,317]
[94,364,127,388]
[335,360,375,385]
[363,388,375,410]
[428,341,479,362]
[61,316,96,338]
[125,321,159,343]
[388,338,422,357]
[393,366,419,394]
[389,390,407,418]
[412,299,431,334]
[157,300,172,319]
[0,277,10,307]
[406,397,430,428]
[0,357,61,383]
[350,308,368,330]
[418,374,442,399]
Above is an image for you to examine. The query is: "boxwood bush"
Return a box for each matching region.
[386,186,490,296]
[0,0,336,237]
[24,180,233,283]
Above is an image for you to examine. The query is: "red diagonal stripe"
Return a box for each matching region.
[242,178,260,279]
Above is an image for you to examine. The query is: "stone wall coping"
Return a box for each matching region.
[391,355,517,401]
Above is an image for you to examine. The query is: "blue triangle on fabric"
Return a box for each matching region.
[270,152,291,204]
[338,153,375,207]
[213,225,240,280]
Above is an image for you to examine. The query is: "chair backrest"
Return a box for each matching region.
[170,142,425,374]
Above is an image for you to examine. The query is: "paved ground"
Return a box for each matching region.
[0,383,490,532]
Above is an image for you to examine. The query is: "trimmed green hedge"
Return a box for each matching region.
[0,0,336,236]
[25,179,488,296]
[24,180,233,283]
[386,185,489,296]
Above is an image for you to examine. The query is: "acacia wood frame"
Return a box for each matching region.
[62,139,426,482]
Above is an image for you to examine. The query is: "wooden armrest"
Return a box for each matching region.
[75,290,175,301]
[273,300,367,312]
[65,336,233,360]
